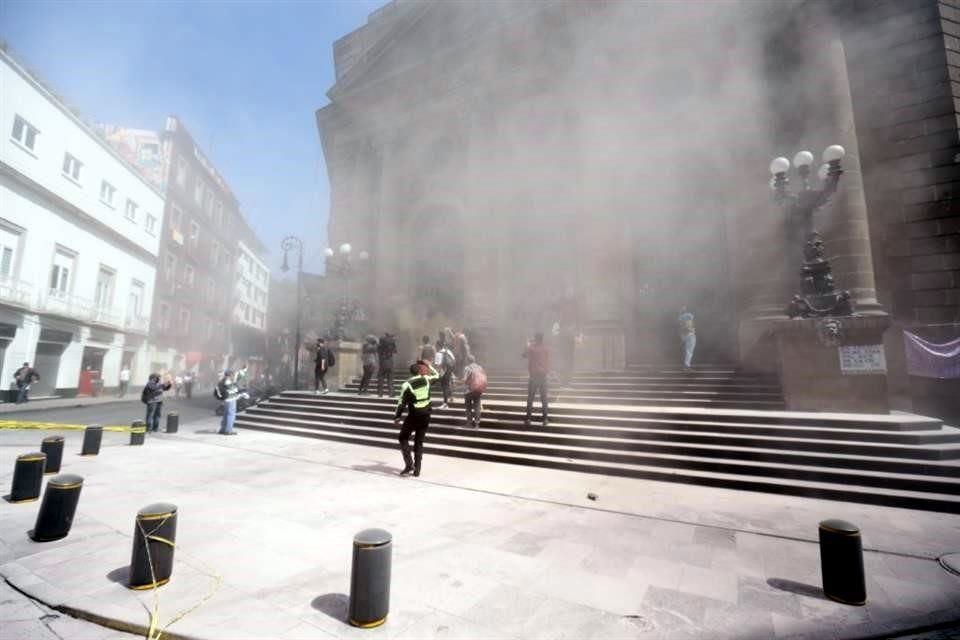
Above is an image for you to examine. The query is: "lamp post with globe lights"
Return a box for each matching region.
[769,145,854,319]
[325,242,369,340]
[280,236,304,389]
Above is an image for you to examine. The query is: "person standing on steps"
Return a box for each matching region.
[141,373,172,433]
[436,341,456,409]
[678,306,696,372]
[418,335,435,374]
[359,335,379,395]
[523,332,550,427]
[314,338,332,395]
[394,360,440,477]
[377,332,397,397]
[462,355,487,428]
[118,365,131,398]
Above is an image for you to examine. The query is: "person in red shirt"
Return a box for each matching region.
[522,332,550,426]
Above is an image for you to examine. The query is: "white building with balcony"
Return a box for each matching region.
[0,48,165,399]
[234,240,269,332]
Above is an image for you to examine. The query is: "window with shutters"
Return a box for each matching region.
[0,225,22,282]
[49,248,76,297]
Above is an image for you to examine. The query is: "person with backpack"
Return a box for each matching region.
[215,370,240,435]
[394,360,440,477]
[141,373,172,433]
[359,335,379,395]
[377,332,397,397]
[314,338,333,395]
[435,341,456,409]
[462,355,487,428]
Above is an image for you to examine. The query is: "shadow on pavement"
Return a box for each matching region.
[311,593,349,623]
[107,566,130,584]
[350,461,399,475]
[767,577,827,600]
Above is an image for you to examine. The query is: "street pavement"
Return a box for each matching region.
[0,394,217,428]
[0,415,958,640]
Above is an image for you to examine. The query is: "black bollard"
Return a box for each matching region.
[32,474,83,541]
[130,421,146,446]
[819,519,867,605]
[80,425,103,456]
[41,436,64,474]
[166,412,179,434]
[10,452,46,502]
[129,503,178,590]
[349,528,392,628]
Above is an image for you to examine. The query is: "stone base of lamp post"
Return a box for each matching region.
[576,322,626,372]
[770,315,891,413]
[329,340,362,392]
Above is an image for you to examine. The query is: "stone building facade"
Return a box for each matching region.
[317,0,960,419]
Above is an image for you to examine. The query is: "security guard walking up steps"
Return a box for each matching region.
[394,360,440,477]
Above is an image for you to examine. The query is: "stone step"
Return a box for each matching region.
[250,404,960,451]
[245,405,960,470]
[275,392,938,431]
[233,416,960,514]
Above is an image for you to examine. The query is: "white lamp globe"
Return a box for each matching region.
[793,150,814,168]
[359,250,369,261]
[822,145,846,162]
[769,157,790,175]
[324,247,334,258]
[339,243,352,256]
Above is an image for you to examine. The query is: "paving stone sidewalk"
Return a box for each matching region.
[0,420,958,640]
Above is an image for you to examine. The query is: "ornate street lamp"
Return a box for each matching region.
[325,242,369,340]
[281,236,304,389]
[770,145,854,318]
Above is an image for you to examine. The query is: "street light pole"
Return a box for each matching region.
[281,236,304,390]
[768,145,853,318]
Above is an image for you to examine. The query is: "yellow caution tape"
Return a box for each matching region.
[0,419,141,433]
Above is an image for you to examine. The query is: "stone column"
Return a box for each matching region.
[820,38,883,316]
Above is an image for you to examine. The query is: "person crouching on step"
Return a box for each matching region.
[394,360,439,477]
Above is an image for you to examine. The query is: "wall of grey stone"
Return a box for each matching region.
[836,0,960,418]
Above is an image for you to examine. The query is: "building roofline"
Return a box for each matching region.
[0,44,166,201]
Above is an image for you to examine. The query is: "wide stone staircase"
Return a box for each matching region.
[235,365,960,513]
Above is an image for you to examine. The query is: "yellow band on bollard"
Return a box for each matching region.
[49,481,83,490]
[138,512,175,522]
[146,535,176,548]
[17,456,46,462]
[9,497,38,503]
[129,578,171,591]
[349,617,387,629]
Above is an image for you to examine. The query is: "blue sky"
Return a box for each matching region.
[0,0,384,274]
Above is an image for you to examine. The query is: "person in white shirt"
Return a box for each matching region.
[118,366,131,398]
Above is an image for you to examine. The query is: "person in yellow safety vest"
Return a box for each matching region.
[394,360,440,477]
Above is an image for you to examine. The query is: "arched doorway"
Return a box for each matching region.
[410,203,465,327]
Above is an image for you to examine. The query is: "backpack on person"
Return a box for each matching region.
[469,368,488,393]
[441,348,455,372]
[213,383,224,400]
[141,386,150,404]
[326,348,335,367]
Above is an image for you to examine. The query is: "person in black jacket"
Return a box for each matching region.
[141,373,172,433]
[377,332,397,397]
[314,339,331,395]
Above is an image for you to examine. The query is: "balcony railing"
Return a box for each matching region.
[0,277,33,307]
[124,315,151,334]
[39,289,122,328]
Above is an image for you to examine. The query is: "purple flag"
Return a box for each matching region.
[903,331,960,379]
